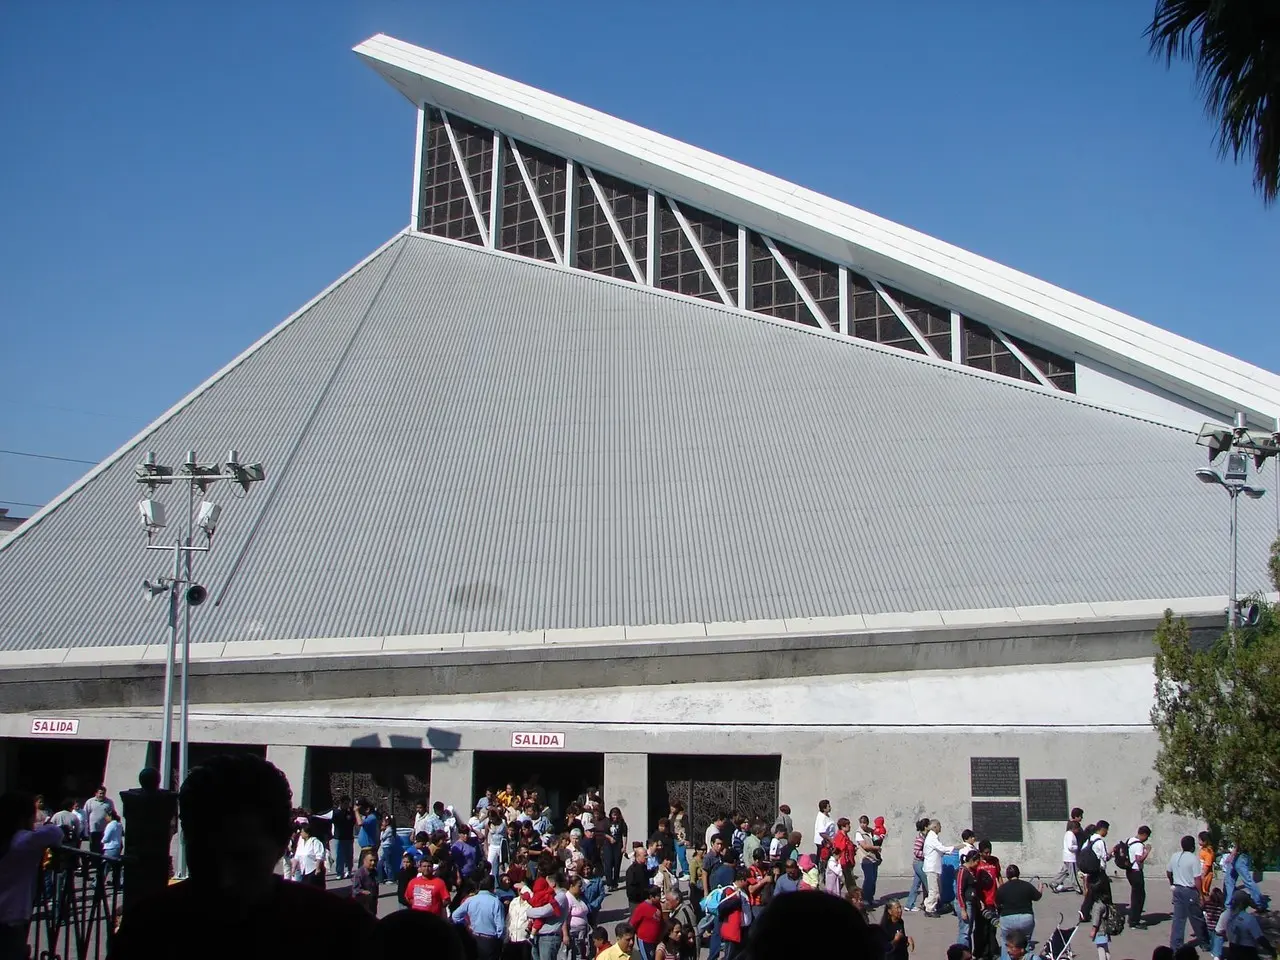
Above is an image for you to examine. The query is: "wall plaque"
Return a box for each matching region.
[970,756,1021,797]
[972,800,1024,843]
[1025,779,1069,821]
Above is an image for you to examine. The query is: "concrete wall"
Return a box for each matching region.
[604,753,649,838]
[103,739,151,800]
[430,749,474,812]
[266,745,309,808]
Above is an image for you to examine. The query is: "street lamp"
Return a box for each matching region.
[1195,466,1266,635]
[134,449,264,874]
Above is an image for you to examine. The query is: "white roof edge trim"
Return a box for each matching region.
[403,229,1197,434]
[0,230,411,555]
[354,34,1280,420]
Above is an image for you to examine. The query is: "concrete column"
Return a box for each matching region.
[104,740,152,802]
[780,754,825,848]
[266,745,309,808]
[431,749,474,812]
[604,753,648,839]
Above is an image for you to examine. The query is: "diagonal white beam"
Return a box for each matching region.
[411,104,426,229]
[667,199,734,307]
[507,138,564,265]
[439,111,490,246]
[838,266,850,336]
[645,189,657,286]
[488,131,501,248]
[582,165,645,284]
[991,327,1054,387]
[762,236,832,331]
[870,279,941,358]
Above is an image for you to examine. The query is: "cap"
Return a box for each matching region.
[797,854,815,870]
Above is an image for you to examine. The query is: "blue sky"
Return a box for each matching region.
[2,0,1277,512]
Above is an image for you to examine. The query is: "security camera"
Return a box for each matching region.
[185,584,208,607]
[137,499,166,531]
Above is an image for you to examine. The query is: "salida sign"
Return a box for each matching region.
[510,731,565,750]
[30,718,79,736]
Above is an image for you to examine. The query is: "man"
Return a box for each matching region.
[356,802,379,862]
[705,813,729,850]
[773,804,793,839]
[742,823,763,867]
[703,835,728,898]
[82,785,115,854]
[958,829,977,857]
[768,825,788,862]
[814,800,835,864]
[452,874,505,959]
[111,754,374,957]
[291,821,327,889]
[475,788,494,812]
[629,885,664,960]
[1167,834,1211,950]
[774,858,803,894]
[452,824,481,877]
[352,850,379,914]
[325,796,356,880]
[923,820,955,917]
[1124,826,1151,928]
[627,843,655,907]
[715,870,754,960]
[406,858,450,915]
[50,797,83,847]
[948,946,973,960]
[994,865,1042,960]
[1222,842,1270,910]
[412,801,431,838]
[598,922,636,960]
[1051,808,1084,894]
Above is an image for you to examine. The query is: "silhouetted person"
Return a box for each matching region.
[0,791,63,958]
[745,889,882,960]
[109,754,374,959]
[362,910,467,960]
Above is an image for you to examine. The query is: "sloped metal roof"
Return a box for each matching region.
[0,233,1271,652]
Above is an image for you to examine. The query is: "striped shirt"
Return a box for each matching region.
[913,833,925,861]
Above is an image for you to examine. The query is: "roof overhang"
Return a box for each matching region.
[355,33,1280,425]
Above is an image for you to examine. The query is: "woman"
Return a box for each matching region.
[1223,890,1274,960]
[829,818,858,897]
[396,852,417,907]
[670,801,689,878]
[378,814,400,883]
[906,818,929,911]
[563,875,593,958]
[880,900,915,960]
[0,792,63,960]
[655,852,678,903]
[603,807,628,890]
[487,808,507,876]
[654,919,687,960]
[956,849,982,951]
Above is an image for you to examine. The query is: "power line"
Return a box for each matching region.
[0,449,96,466]
[0,499,45,509]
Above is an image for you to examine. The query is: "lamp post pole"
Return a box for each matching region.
[1229,486,1240,637]
[159,541,181,780]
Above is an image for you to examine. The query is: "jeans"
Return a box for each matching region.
[708,924,722,960]
[957,908,973,948]
[999,914,1035,960]
[1170,884,1210,950]
[862,860,880,905]
[907,859,925,909]
[925,871,942,913]
[533,934,561,960]
[331,838,352,879]
[378,847,398,883]
[676,842,689,876]
[1127,869,1145,924]
[602,841,620,886]
[1226,853,1268,908]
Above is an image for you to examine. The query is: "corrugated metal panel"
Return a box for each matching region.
[0,235,1270,651]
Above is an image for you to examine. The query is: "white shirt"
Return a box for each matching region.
[1127,838,1147,870]
[1062,829,1079,863]
[705,822,722,847]
[580,810,595,832]
[814,813,835,845]
[1087,833,1109,864]
[1168,850,1201,888]
[923,831,954,873]
[293,836,325,876]
[413,812,432,837]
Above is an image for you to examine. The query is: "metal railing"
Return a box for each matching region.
[28,845,122,960]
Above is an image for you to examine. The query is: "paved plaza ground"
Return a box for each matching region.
[329,868,1280,957]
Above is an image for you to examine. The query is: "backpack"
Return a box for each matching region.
[1103,903,1126,937]
[1077,839,1102,875]
[1112,840,1134,871]
[700,884,735,914]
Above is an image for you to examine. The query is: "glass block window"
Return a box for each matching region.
[963,318,1037,381]
[658,200,735,303]
[418,109,485,245]
[848,270,923,352]
[450,116,493,232]
[771,240,839,326]
[575,171,646,280]
[748,234,818,327]
[884,285,952,357]
[1009,334,1077,392]
[500,139,566,263]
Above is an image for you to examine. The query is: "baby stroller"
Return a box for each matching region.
[1038,912,1079,960]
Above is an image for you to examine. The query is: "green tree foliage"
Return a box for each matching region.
[1147,0,1280,204]
[1151,539,1280,858]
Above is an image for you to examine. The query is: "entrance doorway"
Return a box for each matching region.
[3,737,108,806]
[307,746,430,827]
[145,741,267,792]
[648,755,781,845]
[472,751,603,822]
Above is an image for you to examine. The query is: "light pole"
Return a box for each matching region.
[1195,462,1265,636]
[135,449,264,874]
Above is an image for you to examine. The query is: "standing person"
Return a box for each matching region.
[924,820,956,918]
[814,801,835,866]
[357,802,380,864]
[742,823,762,868]
[564,876,594,959]
[773,805,793,841]
[488,808,508,877]
[1224,890,1274,960]
[379,814,401,883]
[956,850,982,951]
[413,801,432,839]
[328,796,356,880]
[1168,834,1212,951]
[50,797,83,846]
[715,870,754,960]
[628,885,664,960]
[598,923,635,960]
[292,821,327,889]
[101,807,123,876]
[669,802,689,878]
[1222,843,1269,911]
[829,819,857,896]
[880,900,915,960]
[406,858,450,915]
[397,852,418,907]
[1087,875,1115,960]
[906,818,929,912]
[1123,826,1152,928]
[0,791,64,958]
[994,865,1041,960]
[353,850,380,914]
[1051,808,1085,894]
[603,807,628,891]
[855,815,883,906]
[705,814,729,850]
[1199,832,1217,900]
[82,784,115,854]
[453,875,506,960]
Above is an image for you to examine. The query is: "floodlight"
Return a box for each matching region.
[196,500,222,538]
[1242,486,1267,500]
[138,498,167,531]
[1195,469,1224,486]
[1225,453,1249,482]
[225,450,265,491]
[134,452,174,490]
[1196,424,1234,463]
[142,578,168,600]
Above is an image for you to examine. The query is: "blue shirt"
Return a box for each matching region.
[452,839,480,876]
[102,820,123,858]
[453,890,505,937]
[357,814,379,849]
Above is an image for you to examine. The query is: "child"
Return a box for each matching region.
[1088,876,1114,960]
[592,925,612,957]
[1203,887,1225,960]
[688,845,704,895]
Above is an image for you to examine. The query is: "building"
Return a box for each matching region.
[0,509,26,544]
[1,34,1277,870]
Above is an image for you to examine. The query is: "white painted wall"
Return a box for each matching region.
[1075,357,1231,430]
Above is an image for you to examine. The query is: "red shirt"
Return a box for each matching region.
[630,900,663,944]
[976,857,1001,909]
[406,876,449,914]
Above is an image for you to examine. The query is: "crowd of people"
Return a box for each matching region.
[0,758,1275,960]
